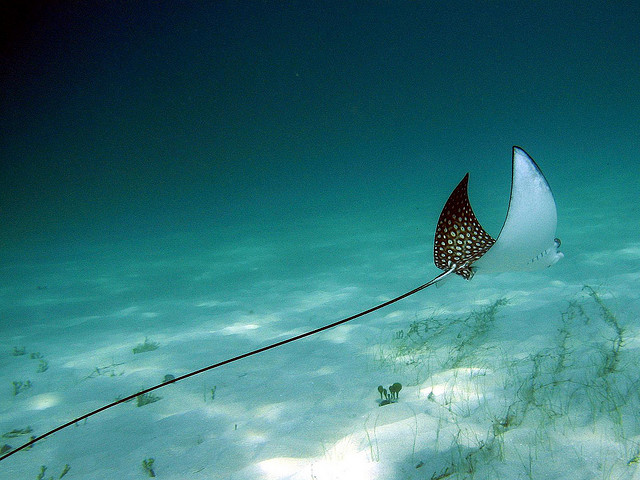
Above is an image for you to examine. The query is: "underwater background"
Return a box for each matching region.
[1,1,639,479]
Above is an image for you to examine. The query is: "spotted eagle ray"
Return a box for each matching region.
[0,146,563,460]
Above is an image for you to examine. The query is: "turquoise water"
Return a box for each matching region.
[1,2,639,479]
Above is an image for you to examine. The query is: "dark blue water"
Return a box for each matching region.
[3,2,638,246]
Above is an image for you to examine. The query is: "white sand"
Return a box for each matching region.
[1,208,639,479]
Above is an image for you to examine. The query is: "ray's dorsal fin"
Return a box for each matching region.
[433,173,495,280]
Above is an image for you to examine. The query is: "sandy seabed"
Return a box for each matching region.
[1,218,639,480]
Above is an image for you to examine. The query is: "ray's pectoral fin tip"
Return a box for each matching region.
[431,146,563,284]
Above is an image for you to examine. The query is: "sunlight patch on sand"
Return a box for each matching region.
[26,393,61,411]
[254,402,287,422]
[383,309,404,319]
[258,439,375,480]
[195,300,224,307]
[322,324,359,344]
[618,243,640,259]
[421,367,493,401]
[221,322,260,335]
[311,366,336,377]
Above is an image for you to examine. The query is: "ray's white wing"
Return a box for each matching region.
[473,147,563,273]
